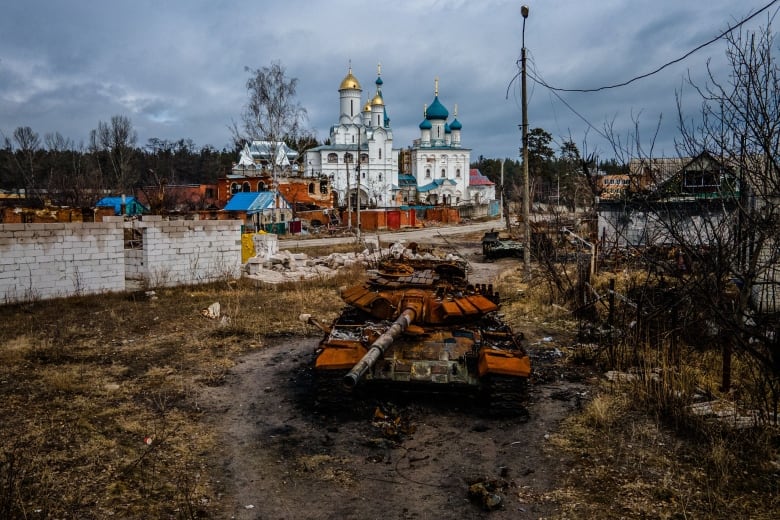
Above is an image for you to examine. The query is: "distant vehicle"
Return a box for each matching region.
[481,230,524,260]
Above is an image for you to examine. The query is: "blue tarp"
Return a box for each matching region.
[95,196,147,216]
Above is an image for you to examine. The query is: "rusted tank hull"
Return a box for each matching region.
[311,249,531,410]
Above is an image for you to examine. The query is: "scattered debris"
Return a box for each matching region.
[372,406,416,442]
[201,302,221,319]
[604,370,638,383]
[468,477,509,511]
[687,399,760,429]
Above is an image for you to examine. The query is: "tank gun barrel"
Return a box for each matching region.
[343,307,417,388]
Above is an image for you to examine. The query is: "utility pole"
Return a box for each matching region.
[521,5,531,278]
[346,155,352,231]
[501,158,511,231]
[356,130,361,243]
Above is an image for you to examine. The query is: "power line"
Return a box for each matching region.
[527,63,610,141]
[532,0,780,93]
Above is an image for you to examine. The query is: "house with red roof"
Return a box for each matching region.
[468,169,496,204]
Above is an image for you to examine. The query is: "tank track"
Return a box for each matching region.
[312,369,356,411]
[482,375,529,417]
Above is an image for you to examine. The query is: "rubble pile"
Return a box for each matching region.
[243,249,370,283]
[242,238,465,284]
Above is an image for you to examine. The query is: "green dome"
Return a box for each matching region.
[426,96,449,120]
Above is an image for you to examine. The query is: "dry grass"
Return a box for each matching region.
[0,269,358,519]
[1,256,777,519]
[502,262,779,519]
[548,380,779,519]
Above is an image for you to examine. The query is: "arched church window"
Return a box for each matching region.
[378,149,382,159]
[231,182,239,194]
[425,168,431,178]
[344,153,353,163]
[441,169,446,178]
[242,182,250,192]
[360,153,368,163]
[456,168,461,178]
[327,153,338,163]
[308,183,315,194]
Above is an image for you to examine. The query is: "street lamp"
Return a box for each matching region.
[521,5,531,278]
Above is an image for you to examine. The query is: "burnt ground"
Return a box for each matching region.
[198,242,593,519]
[199,338,589,520]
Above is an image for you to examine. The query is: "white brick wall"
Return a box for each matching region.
[125,216,243,288]
[0,216,243,303]
[0,220,125,303]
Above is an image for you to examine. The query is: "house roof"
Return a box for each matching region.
[95,196,147,216]
[238,141,298,167]
[398,174,417,187]
[469,168,494,186]
[223,192,290,214]
[417,179,456,193]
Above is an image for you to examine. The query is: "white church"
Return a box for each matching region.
[304,65,493,208]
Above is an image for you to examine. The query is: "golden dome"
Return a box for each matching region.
[363,100,372,112]
[339,68,362,91]
[370,93,384,106]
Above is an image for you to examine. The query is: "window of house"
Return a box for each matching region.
[231,182,239,194]
[320,183,329,194]
[242,182,250,192]
[309,183,315,194]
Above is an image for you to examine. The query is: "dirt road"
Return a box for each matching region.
[199,240,589,519]
[278,220,506,250]
[200,338,586,520]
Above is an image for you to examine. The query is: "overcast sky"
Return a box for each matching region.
[1,0,777,162]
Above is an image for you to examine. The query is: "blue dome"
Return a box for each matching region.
[450,118,462,130]
[426,96,449,120]
[419,118,432,130]
[375,76,383,86]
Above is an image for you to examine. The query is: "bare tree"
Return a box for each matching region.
[231,61,308,186]
[678,23,780,410]
[601,21,780,421]
[2,126,41,201]
[43,132,95,207]
[89,115,138,193]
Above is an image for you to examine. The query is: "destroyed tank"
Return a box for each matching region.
[305,246,531,412]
